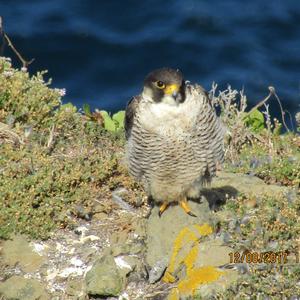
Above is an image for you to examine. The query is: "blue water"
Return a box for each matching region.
[1,0,299,127]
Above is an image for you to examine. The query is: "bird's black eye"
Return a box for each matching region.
[155,81,166,89]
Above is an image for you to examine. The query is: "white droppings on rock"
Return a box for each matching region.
[114,256,132,270]
[119,291,130,300]
[80,235,100,243]
[30,242,47,256]
[68,247,76,254]
[84,265,93,276]
[55,242,64,252]
[59,266,85,278]
[46,269,59,281]
[91,245,100,250]
[70,257,84,267]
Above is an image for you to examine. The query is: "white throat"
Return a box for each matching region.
[139,91,199,137]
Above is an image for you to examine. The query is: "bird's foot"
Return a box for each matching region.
[158,202,169,217]
[180,198,197,217]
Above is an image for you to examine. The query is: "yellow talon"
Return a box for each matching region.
[159,202,169,217]
[179,198,197,217]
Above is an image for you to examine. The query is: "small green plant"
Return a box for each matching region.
[243,109,265,133]
[100,110,125,132]
[83,103,125,133]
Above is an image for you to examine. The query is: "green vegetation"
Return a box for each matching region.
[83,103,125,132]
[0,57,131,239]
[243,109,265,133]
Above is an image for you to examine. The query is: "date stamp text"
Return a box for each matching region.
[229,251,299,264]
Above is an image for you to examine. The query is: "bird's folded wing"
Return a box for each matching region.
[124,95,142,140]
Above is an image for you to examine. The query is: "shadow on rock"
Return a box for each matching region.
[200,185,238,211]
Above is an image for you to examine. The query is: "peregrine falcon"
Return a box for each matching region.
[125,68,224,216]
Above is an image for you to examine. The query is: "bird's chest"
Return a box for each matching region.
[137,102,198,137]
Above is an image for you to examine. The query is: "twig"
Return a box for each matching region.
[263,103,274,155]
[0,16,34,68]
[242,86,290,132]
[284,110,294,132]
[0,122,23,145]
[243,86,275,119]
[47,124,55,148]
[272,90,290,132]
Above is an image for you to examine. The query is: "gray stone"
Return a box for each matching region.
[146,200,212,269]
[286,189,299,204]
[241,215,251,225]
[148,257,168,284]
[2,235,45,273]
[65,278,86,299]
[196,239,234,268]
[85,254,124,297]
[111,241,144,257]
[212,172,291,198]
[0,276,49,300]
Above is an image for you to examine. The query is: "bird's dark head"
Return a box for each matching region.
[143,68,186,105]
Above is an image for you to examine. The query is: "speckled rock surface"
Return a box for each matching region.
[1,235,45,273]
[213,172,291,198]
[85,254,124,297]
[0,276,49,300]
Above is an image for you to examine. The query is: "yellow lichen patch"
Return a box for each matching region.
[163,271,176,283]
[164,223,223,298]
[195,223,213,236]
[164,226,199,276]
[178,266,223,295]
[183,244,198,273]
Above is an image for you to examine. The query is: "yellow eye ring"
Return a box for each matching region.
[155,81,165,89]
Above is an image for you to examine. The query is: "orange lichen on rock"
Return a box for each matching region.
[165,226,199,275]
[165,223,223,299]
[178,266,223,295]
[194,223,213,236]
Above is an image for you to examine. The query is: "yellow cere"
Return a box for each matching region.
[163,223,223,299]
[164,84,179,95]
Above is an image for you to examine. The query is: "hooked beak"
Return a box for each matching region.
[164,84,180,101]
[172,91,179,101]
